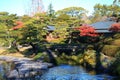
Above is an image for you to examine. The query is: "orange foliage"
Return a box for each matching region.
[11,21,23,30]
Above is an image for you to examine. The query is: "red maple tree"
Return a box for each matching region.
[109,23,120,32]
[75,25,99,37]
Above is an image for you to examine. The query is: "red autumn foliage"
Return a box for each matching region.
[109,23,120,32]
[11,21,23,30]
[75,25,99,37]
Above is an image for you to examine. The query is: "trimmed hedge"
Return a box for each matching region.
[110,39,120,46]
[113,33,120,39]
[101,45,120,57]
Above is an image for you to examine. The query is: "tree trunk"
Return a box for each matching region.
[29,42,38,54]
[11,40,19,52]
[46,48,57,65]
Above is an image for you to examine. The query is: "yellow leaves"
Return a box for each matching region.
[71,55,78,60]
[83,50,97,66]
[79,59,83,63]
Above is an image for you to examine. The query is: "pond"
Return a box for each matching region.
[0,61,118,80]
[40,65,117,80]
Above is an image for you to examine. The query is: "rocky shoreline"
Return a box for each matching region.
[0,55,53,79]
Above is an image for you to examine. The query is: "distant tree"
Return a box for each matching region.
[94,4,120,16]
[34,13,50,25]
[56,7,87,18]
[109,5,120,16]
[21,15,31,22]
[94,4,108,16]
[113,0,120,4]
[47,3,55,17]
[91,4,120,23]
[56,14,70,21]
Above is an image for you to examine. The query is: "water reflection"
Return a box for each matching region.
[40,65,115,80]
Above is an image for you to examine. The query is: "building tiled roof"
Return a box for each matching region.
[46,25,55,31]
[90,19,115,33]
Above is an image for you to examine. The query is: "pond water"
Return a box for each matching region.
[0,62,118,80]
[40,65,115,80]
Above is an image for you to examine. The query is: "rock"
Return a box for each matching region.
[0,55,53,79]
[6,70,19,78]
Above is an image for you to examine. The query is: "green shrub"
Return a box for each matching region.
[83,50,97,67]
[8,47,18,53]
[101,45,120,57]
[22,48,34,57]
[33,52,50,62]
[103,37,113,44]
[110,39,120,46]
[110,52,120,76]
[55,53,84,65]
[55,53,69,65]
[113,33,120,39]
[33,52,44,60]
